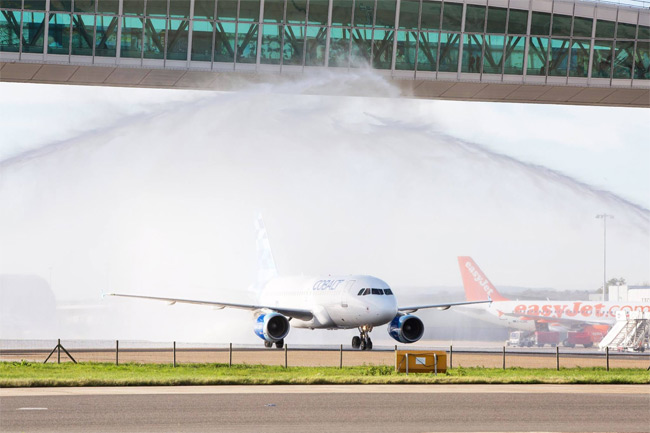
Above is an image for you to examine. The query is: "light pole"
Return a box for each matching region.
[596,214,613,302]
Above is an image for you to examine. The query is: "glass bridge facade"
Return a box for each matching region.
[0,0,648,85]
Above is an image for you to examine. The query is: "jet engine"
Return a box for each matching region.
[388,314,424,343]
[254,312,290,342]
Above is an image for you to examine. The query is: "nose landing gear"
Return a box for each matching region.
[351,326,373,350]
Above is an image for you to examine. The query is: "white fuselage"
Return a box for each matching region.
[458,300,650,332]
[258,275,398,329]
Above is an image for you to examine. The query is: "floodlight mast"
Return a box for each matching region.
[595,214,614,302]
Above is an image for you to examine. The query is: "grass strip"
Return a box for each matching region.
[1,362,648,387]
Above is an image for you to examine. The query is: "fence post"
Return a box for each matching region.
[339,344,343,369]
[57,339,61,364]
[229,343,232,367]
[449,345,453,369]
[556,346,559,371]
[284,344,288,368]
[606,347,610,371]
[173,341,176,367]
[116,340,119,366]
[394,345,398,371]
[502,346,506,370]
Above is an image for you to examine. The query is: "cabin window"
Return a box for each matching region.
[363,288,370,296]
[371,288,383,295]
[384,289,393,295]
[357,289,365,296]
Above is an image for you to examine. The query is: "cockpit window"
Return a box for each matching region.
[384,289,393,295]
[363,288,370,296]
[357,289,365,296]
[371,288,383,295]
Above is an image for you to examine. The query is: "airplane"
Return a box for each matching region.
[107,217,490,350]
[456,256,650,334]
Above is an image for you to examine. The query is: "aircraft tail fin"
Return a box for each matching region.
[457,257,508,302]
[255,214,278,286]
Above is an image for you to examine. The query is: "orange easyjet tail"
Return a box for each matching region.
[457,257,509,302]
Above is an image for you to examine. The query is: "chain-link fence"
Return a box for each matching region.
[1,340,649,370]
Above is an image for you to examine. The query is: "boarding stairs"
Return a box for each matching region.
[599,311,650,352]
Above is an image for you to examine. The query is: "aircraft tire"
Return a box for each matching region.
[366,338,373,350]
[275,339,284,349]
[352,336,361,349]
[264,341,273,348]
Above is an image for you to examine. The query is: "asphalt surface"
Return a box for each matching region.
[2,385,649,433]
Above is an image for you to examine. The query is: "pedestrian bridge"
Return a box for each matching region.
[1,0,648,106]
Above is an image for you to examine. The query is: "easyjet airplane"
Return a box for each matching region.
[106,218,489,350]
[456,256,650,333]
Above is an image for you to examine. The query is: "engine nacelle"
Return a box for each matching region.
[388,314,424,343]
[254,313,290,342]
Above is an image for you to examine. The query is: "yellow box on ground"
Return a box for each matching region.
[395,350,447,374]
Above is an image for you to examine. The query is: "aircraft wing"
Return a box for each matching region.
[107,293,314,321]
[398,299,492,313]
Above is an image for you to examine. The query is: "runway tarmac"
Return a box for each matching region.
[2,385,648,433]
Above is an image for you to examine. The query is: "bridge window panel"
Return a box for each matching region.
[264,0,285,23]
[353,0,375,28]
[50,1,72,12]
[572,17,592,38]
[217,0,238,21]
[304,25,326,66]
[239,0,261,22]
[616,22,636,40]
[23,1,47,11]
[328,27,350,66]
[395,30,417,70]
[350,27,371,67]
[193,0,216,20]
[0,1,22,9]
[548,38,569,76]
[191,20,213,61]
[503,34,524,74]
[639,26,650,40]
[286,0,307,24]
[214,21,236,62]
[613,40,634,79]
[120,16,143,57]
[464,5,485,34]
[399,0,420,31]
[145,0,168,17]
[438,32,460,72]
[482,34,504,74]
[169,0,191,18]
[0,10,21,52]
[375,0,397,29]
[441,3,462,32]
[167,19,189,60]
[485,7,506,34]
[307,0,328,25]
[595,19,615,39]
[461,33,482,73]
[47,13,71,55]
[568,38,589,78]
[591,40,612,78]
[71,14,94,56]
[123,0,144,16]
[419,1,440,31]
[283,24,305,65]
[635,41,649,79]
[97,0,119,14]
[526,36,548,75]
[372,28,393,69]
[260,24,282,64]
[551,14,570,37]
[530,12,550,36]
[22,11,46,53]
[95,14,117,57]
[143,17,165,59]
[507,8,527,34]
[236,22,258,63]
[331,0,353,27]
[74,0,95,13]
[416,31,438,71]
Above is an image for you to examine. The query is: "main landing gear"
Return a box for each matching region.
[352,326,373,350]
[264,339,284,349]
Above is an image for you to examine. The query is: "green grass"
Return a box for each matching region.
[1,362,648,387]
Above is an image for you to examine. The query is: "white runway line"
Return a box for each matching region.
[16,407,48,410]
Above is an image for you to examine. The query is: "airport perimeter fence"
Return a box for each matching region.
[2,340,649,370]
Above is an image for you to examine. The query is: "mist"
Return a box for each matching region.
[1,71,648,344]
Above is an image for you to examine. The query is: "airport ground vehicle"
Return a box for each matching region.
[563,331,594,348]
[506,331,559,347]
